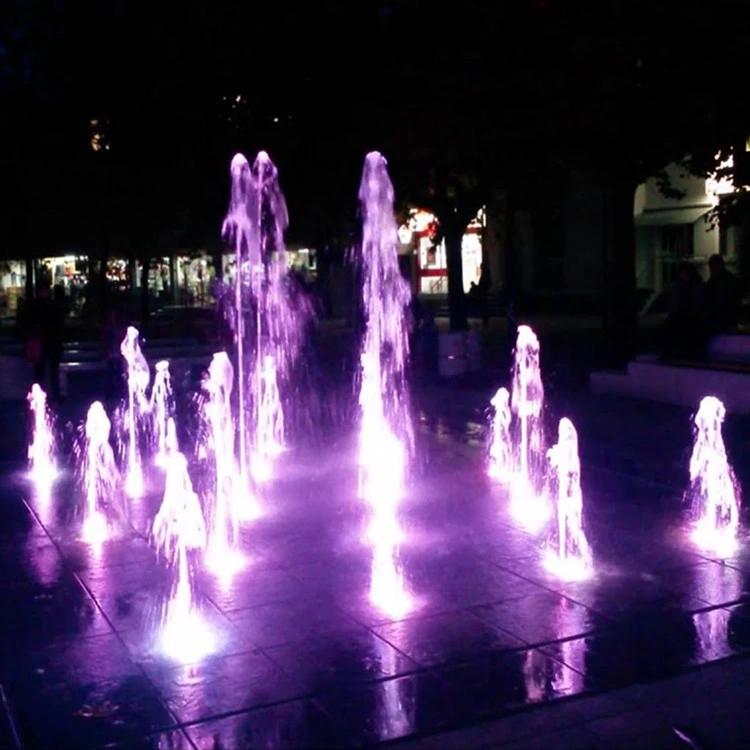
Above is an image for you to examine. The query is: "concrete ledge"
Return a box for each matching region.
[590,359,750,412]
[707,333,750,364]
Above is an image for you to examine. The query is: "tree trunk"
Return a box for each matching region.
[602,176,637,358]
[444,224,467,331]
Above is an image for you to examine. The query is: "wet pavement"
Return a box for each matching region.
[1,374,750,748]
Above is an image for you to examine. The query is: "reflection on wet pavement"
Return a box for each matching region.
[0,393,750,747]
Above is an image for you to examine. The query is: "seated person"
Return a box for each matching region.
[704,254,743,335]
[662,263,706,359]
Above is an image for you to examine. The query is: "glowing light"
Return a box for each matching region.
[509,325,549,530]
[90,119,110,152]
[27,384,57,488]
[79,402,120,544]
[706,153,735,203]
[686,396,741,558]
[487,386,512,484]
[542,418,593,581]
[120,327,150,498]
[356,152,414,617]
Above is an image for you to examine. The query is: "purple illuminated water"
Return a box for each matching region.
[222,151,312,489]
[151,360,172,468]
[120,326,150,498]
[27,383,57,485]
[356,152,414,617]
[152,418,213,661]
[510,325,548,529]
[487,386,512,484]
[687,396,741,557]
[201,352,245,574]
[543,417,592,581]
[79,401,121,544]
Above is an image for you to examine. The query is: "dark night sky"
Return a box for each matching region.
[3,0,750,252]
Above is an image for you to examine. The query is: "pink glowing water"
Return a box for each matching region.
[687,396,741,557]
[510,325,548,530]
[543,417,592,581]
[356,152,414,617]
[222,151,312,488]
[80,402,121,544]
[252,355,284,483]
[151,360,172,468]
[201,353,246,575]
[120,326,150,498]
[487,386,512,484]
[27,383,57,485]
[152,425,214,661]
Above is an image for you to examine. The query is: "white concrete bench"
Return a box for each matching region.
[590,358,750,413]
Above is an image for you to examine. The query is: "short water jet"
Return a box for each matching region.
[687,396,741,557]
[151,360,173,468]
[27,383,57,486]
[120,326,150,498]
[79,402,123,544]
[543,417,592,581]
[487,386,512,484]
[200,352,247,576]
[510,325,548,530]
[152,419,214,662]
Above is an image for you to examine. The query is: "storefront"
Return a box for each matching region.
[175,255,216,306]
[38,255,89,314]
[286,246,317,282]
[222,248,317,285]
[0,260,27,317]
[398,207,486,295]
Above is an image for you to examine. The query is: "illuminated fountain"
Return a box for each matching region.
[543,417,592,581]
[487,386,512,484]
[27,383,57,486]
[253,354,284,482]
[79,401,122,544]
[201,352,245,574]
[356,152,414,617]
[152,419,213,662]
[222,151,312,487]
[509,325,548,529]
[687,396,741,557]
[150,360,173,468]
[120,326,150,498]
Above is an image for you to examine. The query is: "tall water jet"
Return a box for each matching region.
[510,325,547,529]
[222,151,312,489]
[120,326,150,498]
[356,152,414,617]
[79,402,122,544]
[201,352,245,574]
[487,386,512,484]
[687,396,741,557]
[27,384,57,486]
[151,360,173,468]
[253,354,283,482]
[152,421,213,661]
[543,418,592,581]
